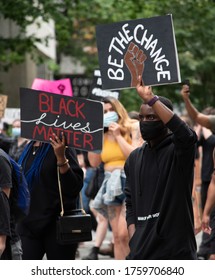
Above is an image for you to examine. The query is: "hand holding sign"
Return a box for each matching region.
[136,75,154,103]
[124,42,147,87]
[49,132,67,161]
[180,82,190,101]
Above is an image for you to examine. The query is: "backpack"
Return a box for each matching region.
[0,150,30,222]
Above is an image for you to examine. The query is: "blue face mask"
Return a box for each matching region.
[12,127,21,137]
[103,111,119,127]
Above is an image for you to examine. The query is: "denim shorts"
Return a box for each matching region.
[105,176,126,206]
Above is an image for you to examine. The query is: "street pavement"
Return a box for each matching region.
[76,229,114,260]
[76,229,203,260]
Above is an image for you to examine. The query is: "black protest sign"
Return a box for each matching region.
[20,88,104,152]
[88,69,120,101]
[96,14,181,90]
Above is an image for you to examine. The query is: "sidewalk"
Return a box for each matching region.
[76,229,114,260]
[76,229,203,260]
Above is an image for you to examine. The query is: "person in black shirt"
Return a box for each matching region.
[202,148,215,260]
[7,119,29,260]
[0,149,13,259]
[0,122,13,153]
[9,119,28,162]
[197,126,215,259]
[17,133,83,260]
[180,85,215,260]
[124,77,197,259]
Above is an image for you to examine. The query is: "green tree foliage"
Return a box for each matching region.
[0,0,214,111]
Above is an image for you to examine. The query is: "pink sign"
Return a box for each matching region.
[31,78,73,96]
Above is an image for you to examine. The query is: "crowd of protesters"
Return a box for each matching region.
[1,80,215,260]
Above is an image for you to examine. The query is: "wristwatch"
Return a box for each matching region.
[147,95,159,106]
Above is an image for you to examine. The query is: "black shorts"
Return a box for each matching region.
[0,190,10,236]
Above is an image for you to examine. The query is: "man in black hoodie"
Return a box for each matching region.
[124,76,197,259]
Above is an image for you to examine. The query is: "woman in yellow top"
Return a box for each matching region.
[88,96,143,260]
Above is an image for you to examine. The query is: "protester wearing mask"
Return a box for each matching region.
[103,111,119,127]
[9,119,28,162]
[11,126,21,138]
[124,77,197,259]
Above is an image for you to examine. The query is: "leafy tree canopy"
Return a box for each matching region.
[0,0,215,111]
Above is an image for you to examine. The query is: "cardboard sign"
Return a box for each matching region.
[70,75,93,97]
[54,74,93,98]
[96,14,181,90]
[0,95,8,119]
[1,108,20,124]
[20,88,104,151]
[88,69,120,101]
[31,78,73,96]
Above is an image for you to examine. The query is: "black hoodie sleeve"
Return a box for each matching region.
[166,114,197,149]
[124,147,142,227]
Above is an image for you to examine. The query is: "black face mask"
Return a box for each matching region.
[139,120,167,141]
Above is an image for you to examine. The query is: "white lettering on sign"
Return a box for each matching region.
[107,23,171,82]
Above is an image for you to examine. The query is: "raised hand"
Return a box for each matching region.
[136,75,154,103]
[180,84,190,100]
[50,132,67,160]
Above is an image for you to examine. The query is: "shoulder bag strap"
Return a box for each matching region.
[57,167,86,216]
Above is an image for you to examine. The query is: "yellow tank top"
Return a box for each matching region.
[101,137,128,168]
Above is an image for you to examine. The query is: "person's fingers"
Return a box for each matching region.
[202,222,212,234]
[61,132,65,145]
[132,44,138,56]
[137,50,147,63]
[204,228,212,235]
[136,75,142,87]
[182,84,190,92]
[128,42,135,51]
[54,133,60,142]
[49,137,56,146]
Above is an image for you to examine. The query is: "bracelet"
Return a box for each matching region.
[147,95,159,106]
[57,159,69,167]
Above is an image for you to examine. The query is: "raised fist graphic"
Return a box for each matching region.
[124,42,147,87]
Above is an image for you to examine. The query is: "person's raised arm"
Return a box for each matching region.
[202,127,213,140]
[180,84,212,129]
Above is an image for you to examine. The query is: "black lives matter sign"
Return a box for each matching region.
[96,14,181,90]
[20,88,103,152]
